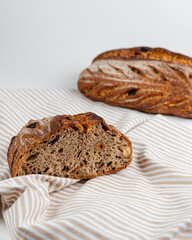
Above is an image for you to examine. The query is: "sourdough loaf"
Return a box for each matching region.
[78,47,192,118]
[7,112,132,179]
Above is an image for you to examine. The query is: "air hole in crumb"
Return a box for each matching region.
[128,89,137,96]
[58,148,63,153]
[72,126,79,131]
[103,170,105,173]
[48,135,59,145]
[65,116,70,120]
[112,167,116,170]
[80,163,83,167]
[95,160,101,165]
[38,171,42,174]
[118,147,123,152]
[86,152,89,155]
[77,150,82,158]
[51,150,55,154]
[27,152,39,161]
[101,123,108,132]
[43,168,49,173]
[100,162,104,168]
[83,160,87,165]
[107,161,112,167]
[62,166,69,171]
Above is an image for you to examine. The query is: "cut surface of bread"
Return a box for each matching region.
[7,112,132,179]
[78,47,192,118]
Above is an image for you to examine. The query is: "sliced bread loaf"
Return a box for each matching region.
[7,112,132,179]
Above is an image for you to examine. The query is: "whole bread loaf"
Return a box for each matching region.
[78,47,192,118]
[7,112,132,179]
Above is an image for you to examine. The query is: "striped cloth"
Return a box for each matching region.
[0,89,192,240]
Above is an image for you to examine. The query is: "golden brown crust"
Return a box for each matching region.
[93,47,192,67]
[78,47,192,118]
[7,112,132,178]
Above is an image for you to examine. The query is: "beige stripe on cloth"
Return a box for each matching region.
[0,89,192,240]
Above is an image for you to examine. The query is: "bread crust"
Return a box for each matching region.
[78,47,192,118]
[93,47,192,67]
[7,112,132,178]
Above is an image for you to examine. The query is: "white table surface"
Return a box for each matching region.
[0,0,192,239]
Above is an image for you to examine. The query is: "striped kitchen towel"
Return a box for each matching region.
[0,89,192,240]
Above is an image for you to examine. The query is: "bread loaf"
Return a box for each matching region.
[78,47,192,118]
[7,112,132,179]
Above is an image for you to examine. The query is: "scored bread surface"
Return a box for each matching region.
[78,47,192,118]
[7,112,132,179]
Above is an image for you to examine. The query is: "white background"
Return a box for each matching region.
[0,1,192,239]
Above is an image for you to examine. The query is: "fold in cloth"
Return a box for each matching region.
[0,89,191,240]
